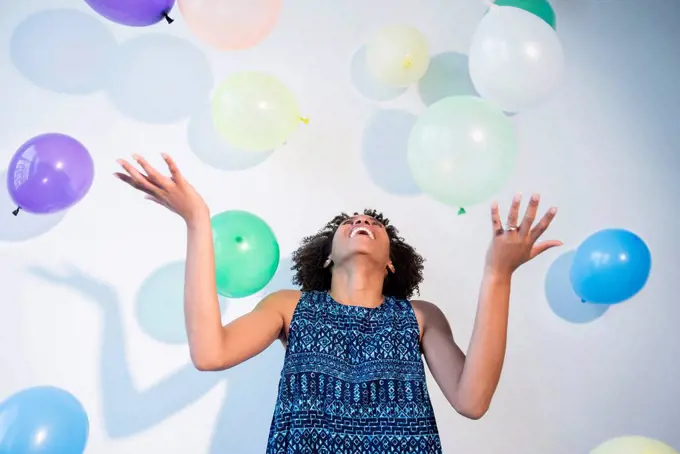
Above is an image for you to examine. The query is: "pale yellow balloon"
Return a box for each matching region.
[365,25,430,87]
[591,436,679,454]
[211,72,303,152]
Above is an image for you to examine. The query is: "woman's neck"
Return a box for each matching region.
[330,258,385,308]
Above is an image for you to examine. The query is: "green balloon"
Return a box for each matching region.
[407,96,517,208]
[493,0,556,29]
[211,210,280,298]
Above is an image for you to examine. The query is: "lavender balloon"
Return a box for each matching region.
[6,133,95,215]
[85,0,176,26]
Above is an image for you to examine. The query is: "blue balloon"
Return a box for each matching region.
[570,228,651,304]
[0,386,89,454]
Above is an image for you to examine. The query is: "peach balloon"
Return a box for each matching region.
[178,0,282,50]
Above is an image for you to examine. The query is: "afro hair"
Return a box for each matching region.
[291,209,424,300]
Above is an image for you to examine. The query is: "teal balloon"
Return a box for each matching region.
[570,229,651,304]
[0,386,89,454]
[407,96,517,207]
[212,210,280,298]
[493,0,557,29]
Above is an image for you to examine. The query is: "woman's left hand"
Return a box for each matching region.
[485,193,562,277]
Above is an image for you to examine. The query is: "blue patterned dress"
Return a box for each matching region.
[266,291,442,453]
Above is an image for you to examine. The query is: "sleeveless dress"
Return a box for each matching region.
[266,291,442,453]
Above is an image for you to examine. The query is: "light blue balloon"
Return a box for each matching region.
[570,229,651,304]
[0,386,89,454]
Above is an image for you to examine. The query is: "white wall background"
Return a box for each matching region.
[1,0,679,452]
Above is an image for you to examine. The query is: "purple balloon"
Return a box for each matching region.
[85,0,176,27]
[6,133,95,215]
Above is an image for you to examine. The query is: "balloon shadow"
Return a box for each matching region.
[545,251,610,323]
[349,46,407,102]
[27,265,286,453]
[135,260,228,345]
[105,34,213,124]
[417,52,478,106]
[0,171,66,242]
[187,104,274,171]
[9,9,117,95]
[362,110,421,196]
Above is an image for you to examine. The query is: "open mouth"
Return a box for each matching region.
[349,226,375,240]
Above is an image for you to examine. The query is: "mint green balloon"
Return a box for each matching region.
[407,96,517,208]
[212,210,280,298]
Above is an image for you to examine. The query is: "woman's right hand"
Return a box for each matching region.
[115,153,209,226]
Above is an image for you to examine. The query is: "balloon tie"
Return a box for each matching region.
[402,55,413,69]
[457,208,466,215]
[163,12,174,24]
[12,206,21,216]
[299,116,309,125]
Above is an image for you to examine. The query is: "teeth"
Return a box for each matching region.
[350,226,375,239]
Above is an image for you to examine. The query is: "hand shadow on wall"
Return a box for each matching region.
[28,261,295,453]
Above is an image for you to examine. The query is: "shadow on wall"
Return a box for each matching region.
[27,258,297,453]
[0,171,66,242]
[135,260,229,345]
[187,103,274,171]
[349,45,407,102]
[417,52,478,106]
[545,251,610,323]
[362,110,421,196]
[10,8,116,95]
[9,8,212,125]
[105,33,213,124]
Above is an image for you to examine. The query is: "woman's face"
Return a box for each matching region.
[330,214,391,267]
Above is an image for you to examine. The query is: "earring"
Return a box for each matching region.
[323,257,332,268]
[387,263,395,273]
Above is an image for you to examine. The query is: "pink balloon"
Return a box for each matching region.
[178,0,282,50]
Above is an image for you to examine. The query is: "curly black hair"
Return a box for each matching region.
[291,209,425,300]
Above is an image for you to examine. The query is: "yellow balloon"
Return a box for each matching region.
[591,436,678,454]
[365,25,430,87]
[211,72,304,152]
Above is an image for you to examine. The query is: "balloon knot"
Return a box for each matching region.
[12,206,21,216]
[299,116,309,125]
[580,298,586,303]
[457,208,466,215]
[163,12,174,24]
[402,55,413,69]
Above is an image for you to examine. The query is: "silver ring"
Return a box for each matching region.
[505,225,518,232]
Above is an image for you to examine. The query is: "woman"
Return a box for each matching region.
[115,154,561,453]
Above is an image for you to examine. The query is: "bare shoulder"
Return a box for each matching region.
[411,299,450,332]
[256,289,302,323]
[258,289,302,311]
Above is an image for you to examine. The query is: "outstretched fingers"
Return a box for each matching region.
[530,207,559,244]
[114,172,155,195]
[162,153,185,183]
[506,193,522,229]
[490,201,503,235]
[132,154,171,189]
[115,158,160,195]
[519,193,540,235]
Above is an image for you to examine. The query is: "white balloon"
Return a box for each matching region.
[469,6,565,113]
